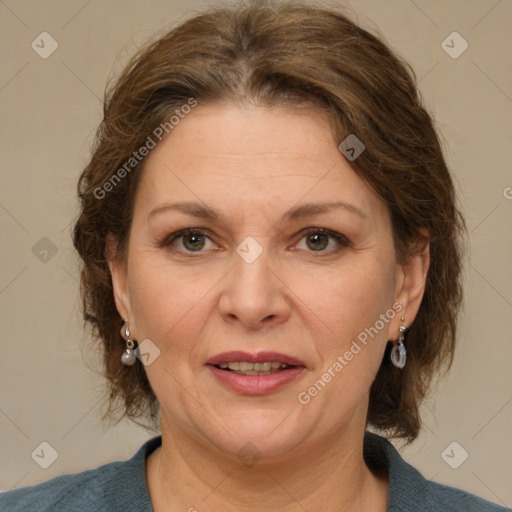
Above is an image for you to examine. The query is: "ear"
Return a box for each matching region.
[105,233,134,329]
[390,229,430,337]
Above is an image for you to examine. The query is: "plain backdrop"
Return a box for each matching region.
[1,0,511,507]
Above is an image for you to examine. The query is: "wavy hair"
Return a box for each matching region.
[73,0,466,441]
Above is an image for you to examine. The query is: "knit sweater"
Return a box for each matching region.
[1,432,509,511]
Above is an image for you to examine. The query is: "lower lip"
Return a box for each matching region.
[207,365,306,395]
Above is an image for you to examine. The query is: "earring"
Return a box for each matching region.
[391,317,407,369]
[120,319,136,366]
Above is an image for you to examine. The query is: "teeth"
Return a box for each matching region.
[232,369,276,375]
[216,361,293,373]
[225,361,290,371]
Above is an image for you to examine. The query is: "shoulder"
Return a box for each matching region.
[423,479,511,512]
[363,431,510,512]
[0,463,123,512]
[0,436,161,512]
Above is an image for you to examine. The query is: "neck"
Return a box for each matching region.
[146,418,388,512]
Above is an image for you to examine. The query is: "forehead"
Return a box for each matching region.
[157,102,335,165]
[134,103,385,219]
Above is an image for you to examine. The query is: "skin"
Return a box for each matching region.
[107,102,429,512]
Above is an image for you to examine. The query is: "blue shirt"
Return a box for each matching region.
[1,432,509,511]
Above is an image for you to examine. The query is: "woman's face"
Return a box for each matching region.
[110,103,420,461]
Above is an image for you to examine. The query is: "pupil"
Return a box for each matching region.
[184,234,204,251]
[307,233,327,251]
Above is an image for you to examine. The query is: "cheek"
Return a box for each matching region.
[294,257,395,340]
[340,266,394,333]
[293,255,396,396]
[126,252,212,349]
[291,264,395,426]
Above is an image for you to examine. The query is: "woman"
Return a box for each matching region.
[1,1,508,511]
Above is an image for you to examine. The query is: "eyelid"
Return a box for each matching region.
[163,228,218,250]
[164,227,212,242]
[163,227,350,254]
[294,227,350,250]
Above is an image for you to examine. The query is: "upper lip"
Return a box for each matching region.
[206,351,306,368]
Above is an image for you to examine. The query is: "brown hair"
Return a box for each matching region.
[73,0,466,441]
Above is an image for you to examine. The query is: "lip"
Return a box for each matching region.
[205,351,307,395]
[206,351,306,367]
[207,365,307,395]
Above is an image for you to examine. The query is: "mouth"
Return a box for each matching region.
[206,351,307,395]
[206,351,307,377]
[211,361,299,376]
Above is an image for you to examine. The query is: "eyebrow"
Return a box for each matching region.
[148,200,367,223]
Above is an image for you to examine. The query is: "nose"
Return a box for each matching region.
[218,240,291,330]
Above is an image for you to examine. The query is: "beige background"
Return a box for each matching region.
[1,0,511,507]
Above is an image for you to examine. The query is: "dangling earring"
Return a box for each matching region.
[120,319,136,366]
[391,316,407,369]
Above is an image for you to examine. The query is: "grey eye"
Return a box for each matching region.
[305,233,329,251]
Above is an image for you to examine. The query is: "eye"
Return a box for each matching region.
[164,228,217,254]
[163,227,349,256]
[294,228,350,253]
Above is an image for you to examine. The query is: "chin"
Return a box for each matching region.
[205,411,308,461]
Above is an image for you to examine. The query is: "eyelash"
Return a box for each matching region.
[163,227,350,256]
